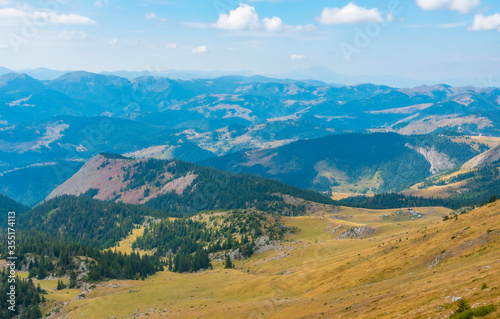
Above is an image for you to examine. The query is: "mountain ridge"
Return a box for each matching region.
[47,153,334,215]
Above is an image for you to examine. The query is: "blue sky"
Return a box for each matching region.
[0,0,499,84]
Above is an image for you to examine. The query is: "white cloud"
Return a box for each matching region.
[212,4,314,33]
[262,16,283,32]
[58,30,87,41]
[44,13,95,25]
[0,7,96,25]
[416,0,480,14]
[0,0,11,6]
[318,3,386,25]
[439,22,466,28]
[165,42,177,49]
[290,54,306,60]
[109,38,117,45]
[213,4,260,30]
[145,12,156,20]
[468,13,500,31]
[0,43,8,49]
[192,45,208,53]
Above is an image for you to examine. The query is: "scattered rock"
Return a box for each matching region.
[336,225,376,239]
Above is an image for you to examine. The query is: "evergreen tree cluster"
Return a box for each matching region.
[335,193,459,210]
[134,210,291,273]
[0,269,44,319]
[20,195,172,249]
[0,231,164,283]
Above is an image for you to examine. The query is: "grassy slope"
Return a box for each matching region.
[41,202,500,318]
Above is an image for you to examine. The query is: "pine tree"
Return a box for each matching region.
[454,298,471,314]
[69,271,77,288]
[56,280,66,290]
[224,254,233,269]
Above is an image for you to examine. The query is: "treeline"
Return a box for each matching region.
[335,193,460,209]
[0,269,44,319]
[334,190,500,210]
[134,210,290,273]
[19,195,175,249]
[0,231,164,282]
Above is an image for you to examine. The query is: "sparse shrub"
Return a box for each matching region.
[481,283,488,290]
[471,304,497,316]
[448,304,497,319]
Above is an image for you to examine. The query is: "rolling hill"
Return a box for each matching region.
[199,132,484,194]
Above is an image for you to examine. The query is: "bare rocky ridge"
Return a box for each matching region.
[46,154,197,205]
[47,155,129,201]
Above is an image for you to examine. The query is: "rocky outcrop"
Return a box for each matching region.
[406,144,455,174]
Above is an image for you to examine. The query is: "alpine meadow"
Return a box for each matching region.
[1,0,500,318]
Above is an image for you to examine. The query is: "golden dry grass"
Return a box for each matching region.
[330,193,374,200]
[403,180,469,198]
[451,136,500,149]
[36,203,500,318]
[109,226,147,256]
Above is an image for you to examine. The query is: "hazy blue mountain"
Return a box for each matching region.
[282,66,471,87]
[0,66,13,76]
[1,70,498,135]
[102,69,253,80]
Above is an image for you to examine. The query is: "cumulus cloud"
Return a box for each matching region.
[213,4,260,30]
[290,54,306,60]
[416,0,480,14]
[192,45,208,53]
[213,4,313,33]
[318,3,386,25]
[0,7,96,25]
[58,30,87,41]
[165,42,177,49]
[468,13,500,31]
[262,16,283,32]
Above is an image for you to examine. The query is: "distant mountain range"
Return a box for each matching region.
[0,66,478,87]
[2,69,500,206]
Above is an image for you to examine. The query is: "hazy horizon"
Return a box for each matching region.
[0,0,499,87]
